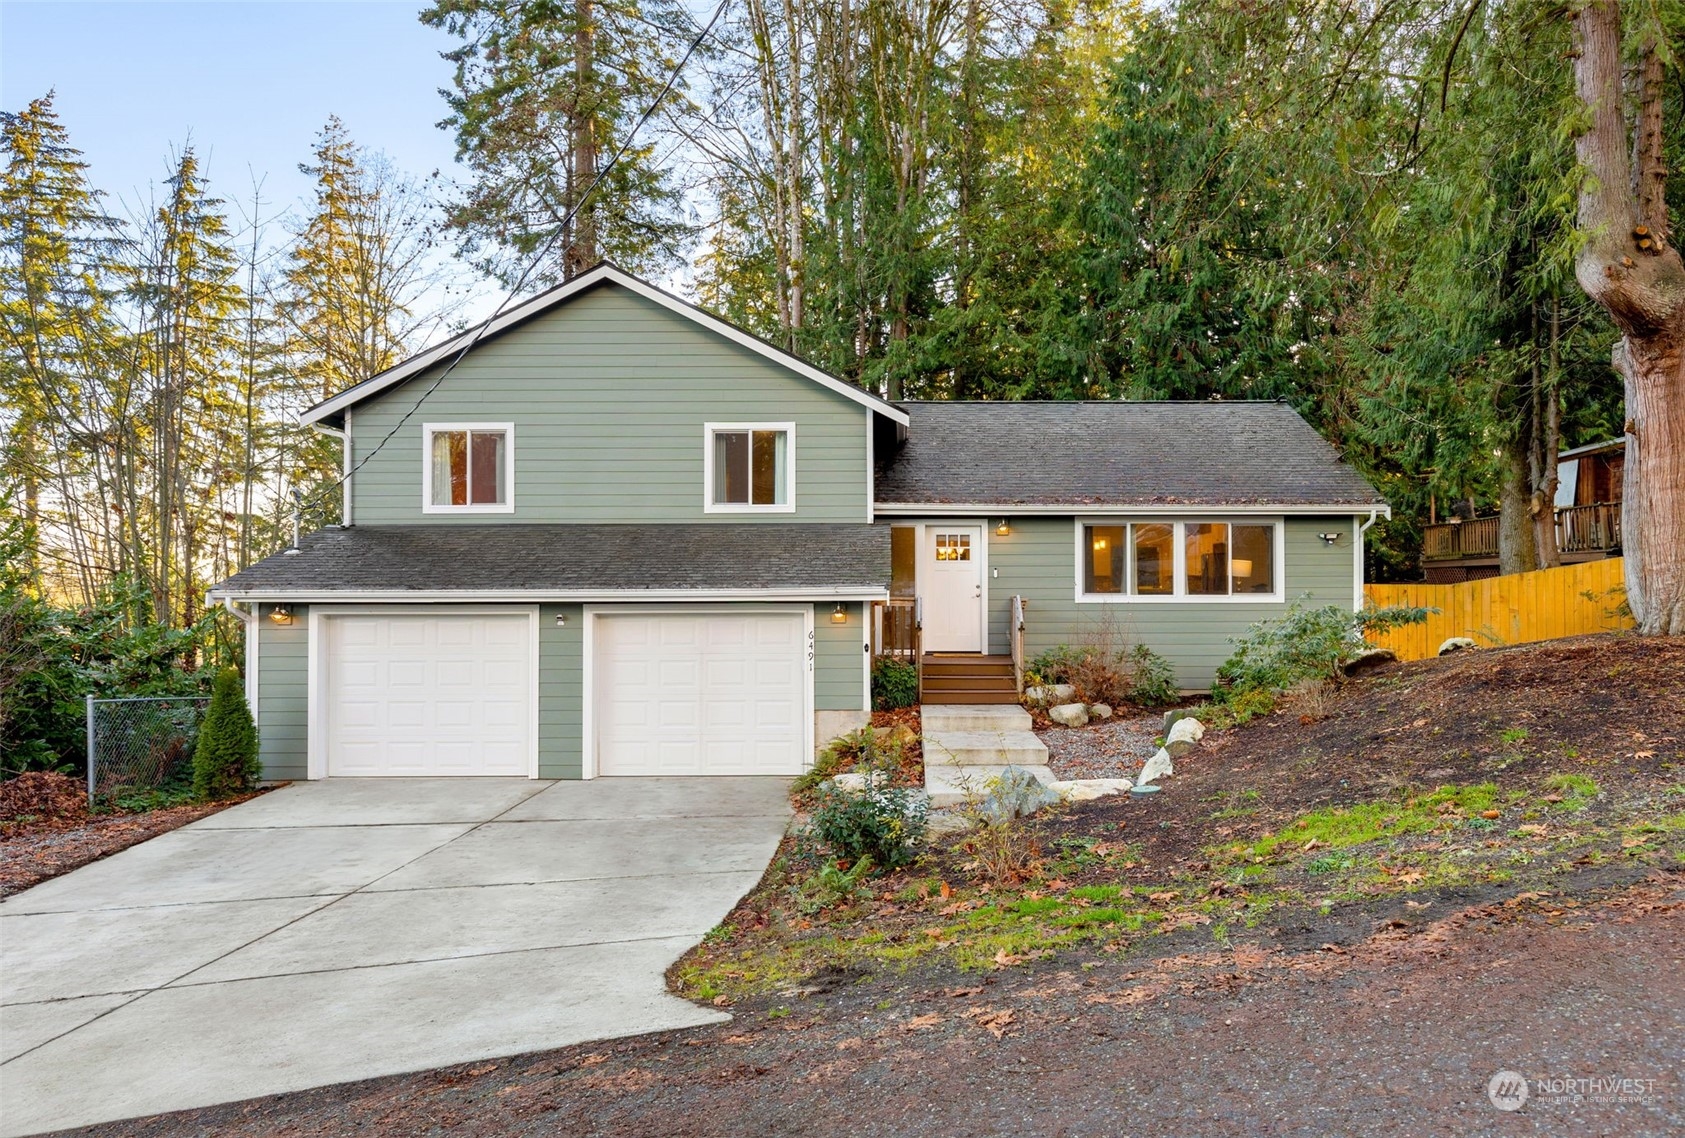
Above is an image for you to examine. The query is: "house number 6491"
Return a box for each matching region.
[807,629,815,668]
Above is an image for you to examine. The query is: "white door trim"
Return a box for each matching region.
[916,521,988,653]
[306,605,541,780]
[581,604,815,780]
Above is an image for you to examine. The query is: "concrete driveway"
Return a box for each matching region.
[0,777,790,1137]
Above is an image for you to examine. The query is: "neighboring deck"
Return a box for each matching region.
[1421,503,1621,583]
[918,654,1018,705]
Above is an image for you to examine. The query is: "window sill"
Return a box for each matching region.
[1076,592,1286,605]
[703,503,798,515]
[421,503,516,515]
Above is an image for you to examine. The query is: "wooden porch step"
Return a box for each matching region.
[921,674,1017,692]
[921,689,1021,705]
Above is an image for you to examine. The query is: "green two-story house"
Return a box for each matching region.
[208,263,1388,783]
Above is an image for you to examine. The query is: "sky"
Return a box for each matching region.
[1,0,497,318]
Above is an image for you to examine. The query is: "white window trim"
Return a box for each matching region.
[702,421,797,514]
[1073,517,1286,604]
[421,422,516,514]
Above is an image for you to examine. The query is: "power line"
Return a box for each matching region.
[293,0,732,533]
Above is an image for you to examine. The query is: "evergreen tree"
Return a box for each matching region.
[192,667,259,799]
[421,0,695,285]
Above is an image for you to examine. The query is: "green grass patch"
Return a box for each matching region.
[1237,784,1499,863]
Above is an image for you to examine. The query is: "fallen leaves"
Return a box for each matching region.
[903,1013,944,1031]
[960,1007,1018,1039]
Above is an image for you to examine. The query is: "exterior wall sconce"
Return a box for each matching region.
[555,613,568,628]
[996,519,1011,537]
[830,603,849,625]
[1318,532,1342,546]
[269,604,294,625]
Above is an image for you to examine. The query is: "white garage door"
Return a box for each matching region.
[595,612,807,776]
[324,613,533,776]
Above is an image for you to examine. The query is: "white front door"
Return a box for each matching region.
[594,611,808,776]
[323,613,533,776]
[921,526,984,652]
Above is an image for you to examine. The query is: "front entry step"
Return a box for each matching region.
[920,703,1051,807]
[922,705,1032,733]
[919,655,1019,706]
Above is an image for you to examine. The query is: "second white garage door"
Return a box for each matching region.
[594,611,807,776]
[323,613,534,776]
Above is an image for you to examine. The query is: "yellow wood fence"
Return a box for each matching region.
[1364,558,1632,662]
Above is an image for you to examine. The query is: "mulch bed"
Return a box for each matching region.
[0,773,268,899]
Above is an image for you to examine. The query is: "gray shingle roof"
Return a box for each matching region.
[209,524,890,598]
[875,401,1384,507]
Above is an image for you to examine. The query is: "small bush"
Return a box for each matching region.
[793,726,909,796]
[1126,644,1179,706]
[788,855,877,915]
[1208,599,1430,723]
[807,776,929,871]
[870,657,919,710]
[192,669,260,800]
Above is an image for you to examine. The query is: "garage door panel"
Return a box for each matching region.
[324,614,532,777]
[596,612,806,777]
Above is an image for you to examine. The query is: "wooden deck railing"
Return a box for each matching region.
[1423,504,1622,561]
[870,598,918,660]
[1556,503,1622,554]
[1009,595,1027,694]
[1422,515,1500,559]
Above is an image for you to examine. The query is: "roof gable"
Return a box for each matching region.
[301,263,907,429]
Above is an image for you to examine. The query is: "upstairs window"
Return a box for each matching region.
[706,423,793,512]
[1079,520,1279,600]
[423,424,513,512]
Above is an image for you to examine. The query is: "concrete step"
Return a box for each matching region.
[922,704,1032,733]
[925,763,1058,808]
[922,730,1049,768]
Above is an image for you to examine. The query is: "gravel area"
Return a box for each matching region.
[1038,712,1165,779]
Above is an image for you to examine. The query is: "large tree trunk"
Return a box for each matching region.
[1498,448,1539,575]
[1571,3,1685,635]
[569,0,599,278]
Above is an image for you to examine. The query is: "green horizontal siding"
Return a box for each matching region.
[349,285,871,525]
[980,516,1358,689]
[539,604,584,779]
[814,602,867,711]
[255,604,309,781]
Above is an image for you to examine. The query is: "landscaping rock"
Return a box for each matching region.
[830,770,888,793]
[1026,683,1077,706]
[1344,647,1397,674]
[926,811,976,837]
[879,723,918,750]
[1164,716,1205,757]
[1438,637,1479,656]
[1051,777,1133,802]
[1136,747,1174,787]
[1162,707,1191,734]
[1088,703,1114,721]
[980,765,1062,821]
[1048,703,1090,728]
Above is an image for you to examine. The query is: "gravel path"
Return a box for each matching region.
[1038,712,1164,779]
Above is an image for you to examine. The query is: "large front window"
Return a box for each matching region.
[424,424,512,512]
[1080,521,1278,600]
[706,423,792,511]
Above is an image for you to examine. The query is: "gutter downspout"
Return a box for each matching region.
[1356,509,1381,609]
[217,595,259,714]
[315,421,351,528]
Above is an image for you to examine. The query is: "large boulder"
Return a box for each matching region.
[1026,683,1077,706]
[1048,703,1090,728]
[1089,703,1114,721]
[1438,637,1479,656]
[980,766,1061,821]
[1052,777,1134,802]
[1344,647,1397,674]
[1136,747,1174,787]
[1162,707,1191,734]
[1164,716,1205,757]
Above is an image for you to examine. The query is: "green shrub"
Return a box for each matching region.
[793,726,909,795]
[788,855,877,914]
[1208,598,1430,723]
[192,669,260,800]
[1126,644,1179,706]
[806,777,929,871]
[870,657,919,710]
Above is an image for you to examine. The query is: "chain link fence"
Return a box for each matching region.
[85,696,210,807]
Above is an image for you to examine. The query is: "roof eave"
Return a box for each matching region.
[871,501,1392,518]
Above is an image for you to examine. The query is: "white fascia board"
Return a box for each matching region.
[301,264,908,427]
[874,502,1393,518]
[207,586,892,604]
